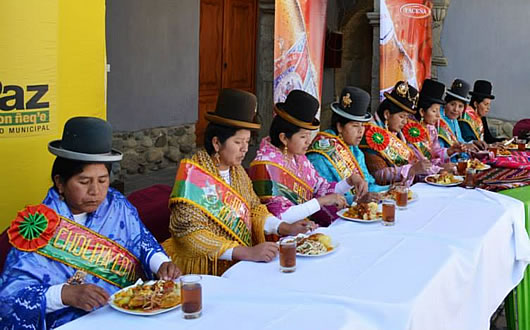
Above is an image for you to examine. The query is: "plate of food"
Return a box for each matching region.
[425,172,464,187]
[337,202,382,223]
[466,159,490,171]
[379,189,418,203]
[109,280,181,315]
[506,143,530,150]
[295,233,338,257]
[497,148,512,156]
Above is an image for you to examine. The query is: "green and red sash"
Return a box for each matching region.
[402,120,432,160]
[459,106,483,140]
[307,131,364,180]
[438,117,459,146]
[8,204,144,288]
[170,159,252,247]
[249,160,314,206]
[359,123,417,166]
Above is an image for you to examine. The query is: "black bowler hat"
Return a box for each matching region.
[445,78,471,103]
[331,86,372,122]
[274,90,320,130]
[469,80,495,100]
[48,117,122,162]
[205,89,261,130]
[419,79,446,107]
[383,81,419,114]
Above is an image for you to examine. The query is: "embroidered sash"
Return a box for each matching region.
[402,121,432,159]
[249,160,314,205]
[306,132,364,180]
[438,117,459,146]
[8,204,144,288]
[360,123,417,166]
[170,159,252,247]
[459,106,483,140]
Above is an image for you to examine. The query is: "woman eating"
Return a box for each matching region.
[307,86,388,205]
[460,79,503,144]
[361,81,435,185]
[0,117,180,329]
[249,89,367,227]
[162,89,310,276]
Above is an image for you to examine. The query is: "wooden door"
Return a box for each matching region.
[197,0,257,145]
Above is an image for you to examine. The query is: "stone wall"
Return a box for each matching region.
[111,124,196,179]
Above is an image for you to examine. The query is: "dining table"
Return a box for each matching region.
[58,183,530,330]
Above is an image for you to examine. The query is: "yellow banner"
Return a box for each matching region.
[0,0,106,230]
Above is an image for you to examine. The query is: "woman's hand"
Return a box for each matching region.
[157,261,181,281]
[472,140,488,151]
[61,284,110,312]
[441,162,456,173]
[347,174,368,200]
[278,219,317,236]
[410,159,432,176]
[356,192,380,203]
[447,142,464,156]
[317,193,347,209]
[233,243,279,262]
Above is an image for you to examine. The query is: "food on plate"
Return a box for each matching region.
[296,233,333,255]
[426,171,461,184]
[379,189,413,202]
[343,202,380,220]
[467,159,488,170]
[497,148,511,156]
[113,280,180,311]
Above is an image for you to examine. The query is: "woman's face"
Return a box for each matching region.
[422,104,441,125]
[54,163,110,215]
[444,100,465,120]
[385,110,409,133]
[475,98,492,117]
[282,128,313,155]
[338,121,365,146]
[216,129,251,168]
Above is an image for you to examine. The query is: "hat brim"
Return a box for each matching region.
[48,140,123,162]
[383,92,416,114]
[330,102,372,122]
[469,91,495,100]
[446,90,470,103]
[204,113,261,130]
[274,105,320,130]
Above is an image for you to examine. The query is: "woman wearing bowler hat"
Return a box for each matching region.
[409,79,463,170]
[459,79,503,144]
[249,89,368,227]
[0,117,180,329]
[162,89,309,276]
[307,86,388,205]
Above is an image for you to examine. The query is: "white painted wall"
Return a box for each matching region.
[438,0,530,121]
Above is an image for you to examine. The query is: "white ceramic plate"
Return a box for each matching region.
[472,164,491,171]
[294,233,339,257]
[336,203,382,223]
[425,174,464,187]
[109,280,181,316]
[379,190,419,204]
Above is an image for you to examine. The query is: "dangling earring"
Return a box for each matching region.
[213,152,221,167]
[420,116,424,123]
[59,193,65,201]
[338,132,344,141]
[282,145,288,155]
[384,119,389,130]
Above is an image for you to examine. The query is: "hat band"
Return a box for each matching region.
[204,113,261,130]
[446,90,470,103]
[274,106,319,130]
[48,143,123,162]
[330,102,372,122]
[383,92,416,114]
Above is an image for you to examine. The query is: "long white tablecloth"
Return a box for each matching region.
[58,184,530,330]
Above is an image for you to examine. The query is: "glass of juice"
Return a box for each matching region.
[279,237,296,273]
[382,199,396,226]
[394,185,408,210]
[180,275,202,319]
[457,160,468,176]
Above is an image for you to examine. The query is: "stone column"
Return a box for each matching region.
[431,0,452,79]
[366,0,380,113]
